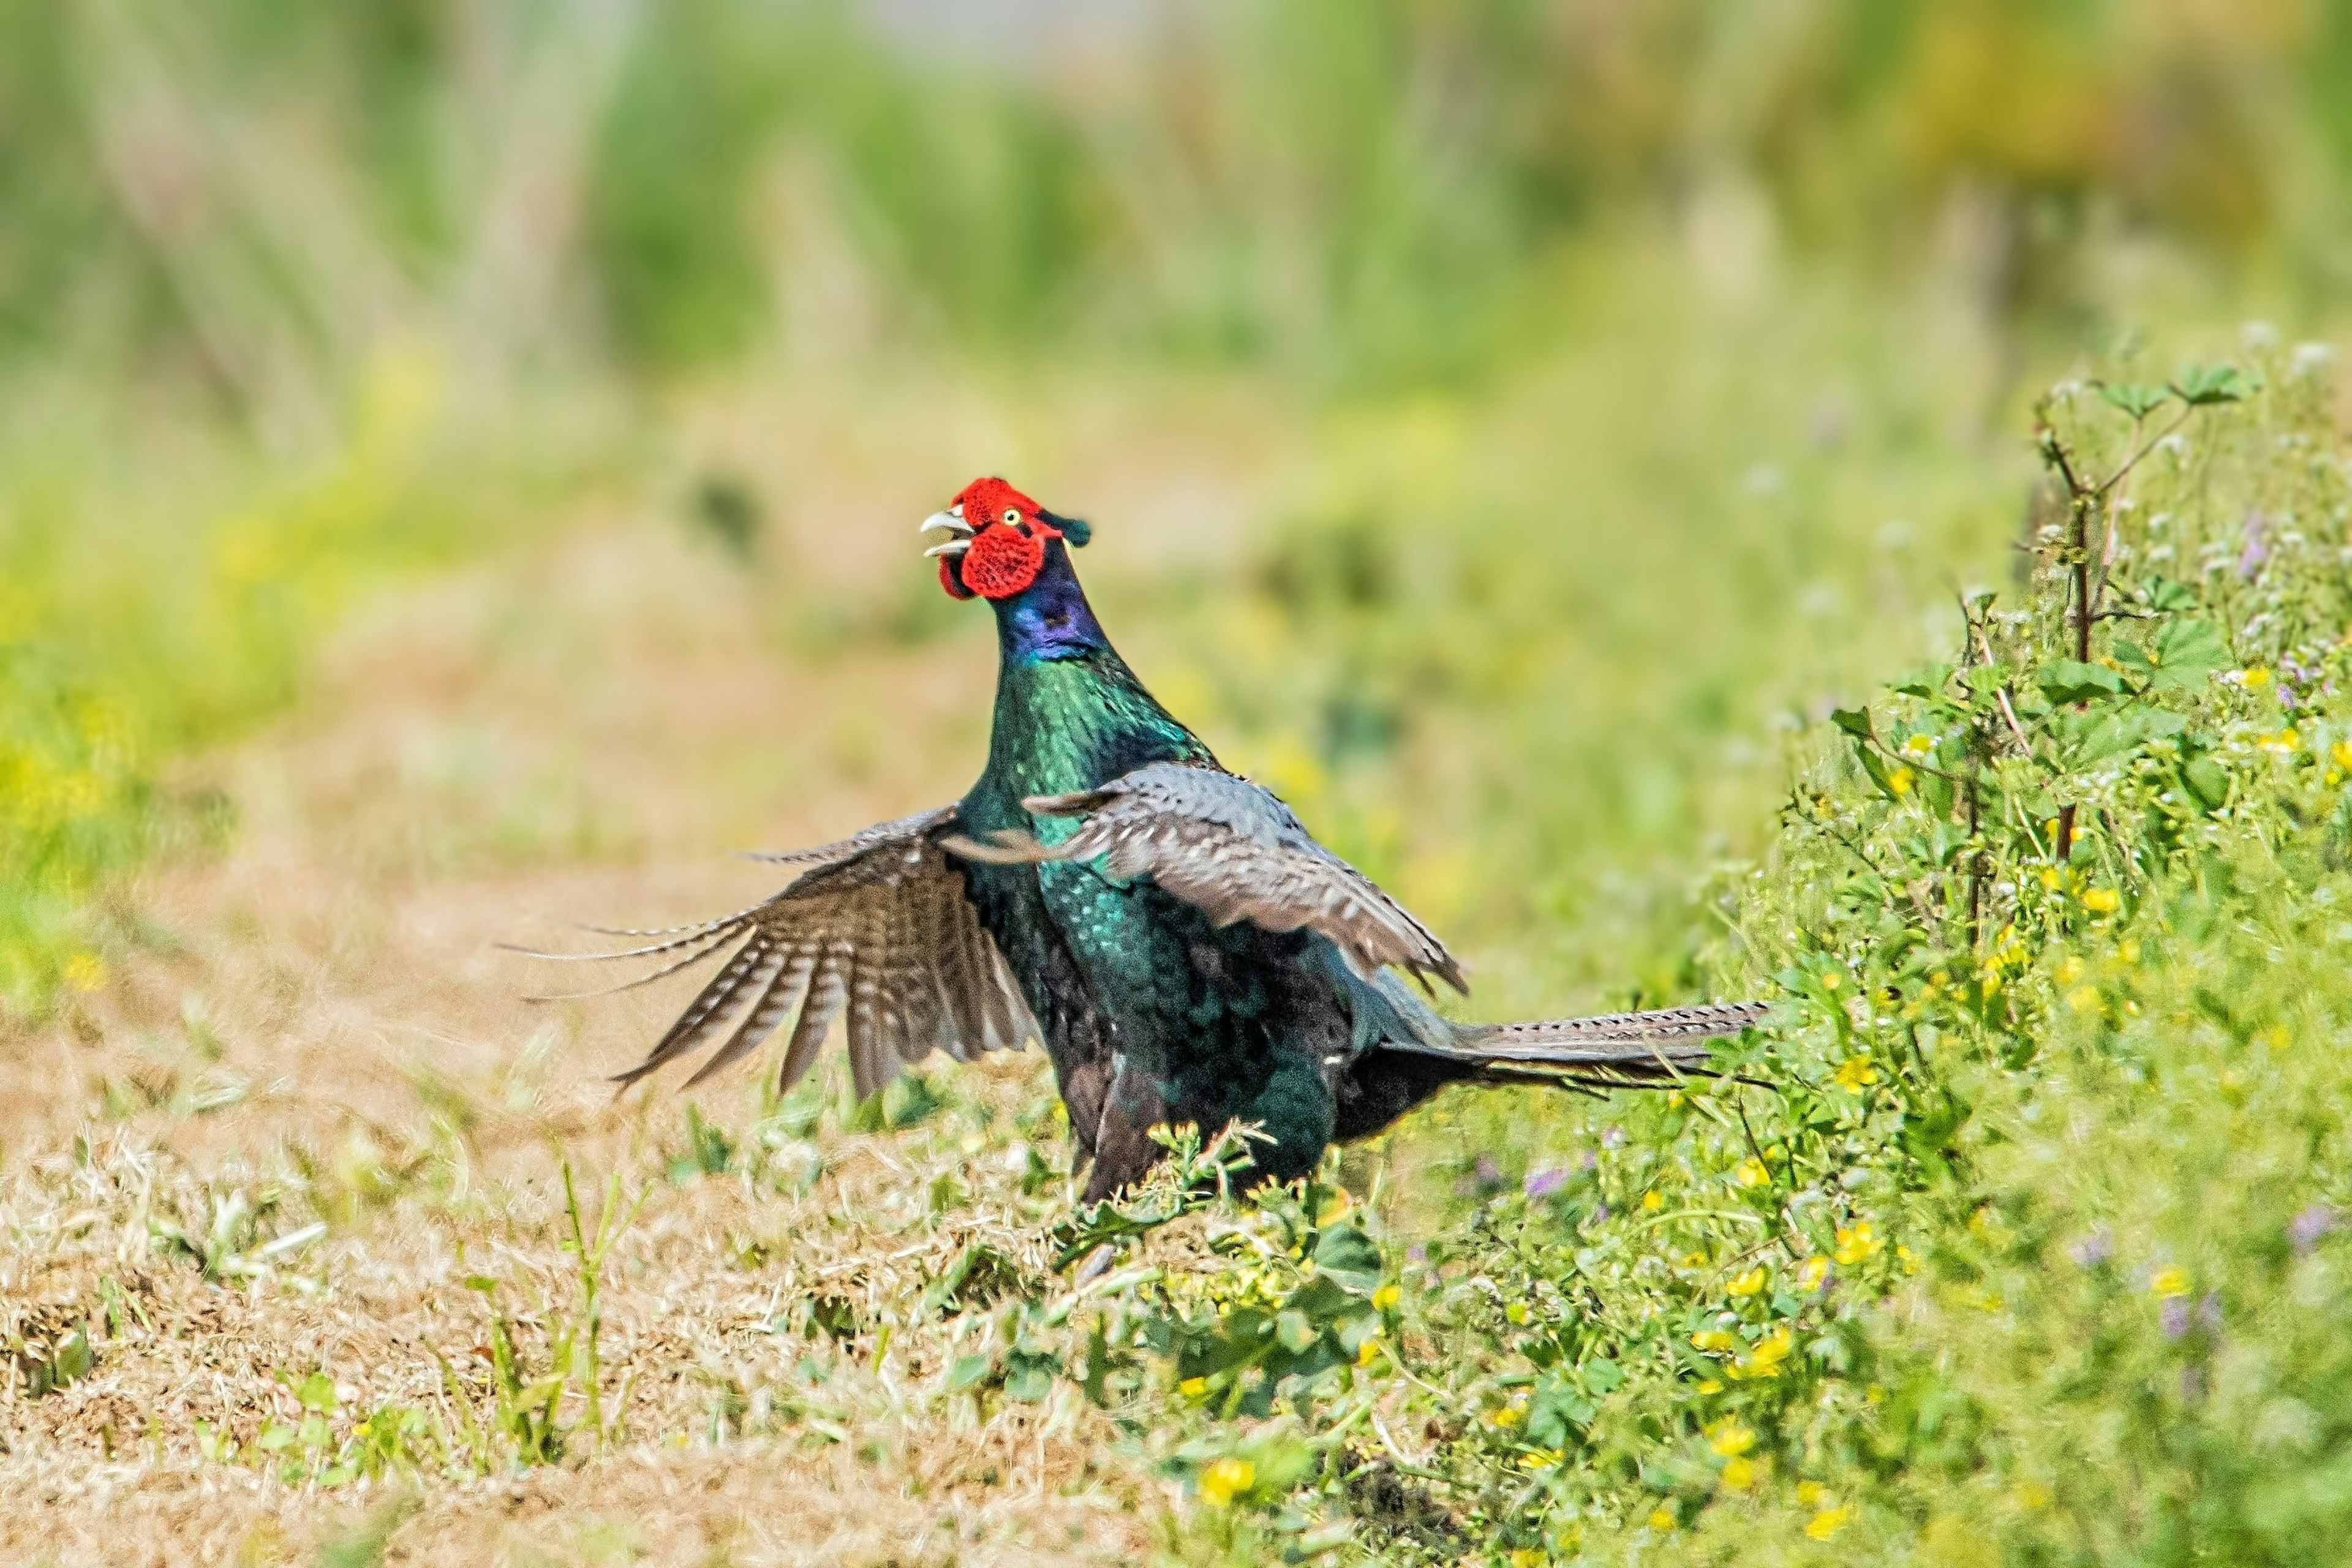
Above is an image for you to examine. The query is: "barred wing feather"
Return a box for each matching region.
[946,762,1466,993]
[513,805,1038,1099]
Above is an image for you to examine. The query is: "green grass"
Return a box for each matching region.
[7,7,2352,1562]
[1041,339,2352,1564]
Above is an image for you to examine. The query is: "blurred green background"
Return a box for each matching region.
[5,0,2351,1011]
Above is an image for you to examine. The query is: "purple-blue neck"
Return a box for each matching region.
[990,541,1111,664]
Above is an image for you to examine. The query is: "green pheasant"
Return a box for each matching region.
[525,478,1764,1197]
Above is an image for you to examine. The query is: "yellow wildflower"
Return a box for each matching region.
[1833,1055,1879,1091]
[1735,1158,1769,1189]
[1728,1267,1768,1297]
[2056,955,2084,983]
[1796,1481,1826,1507]
[1806,1504,1856,1540]
[2068,986,2102,1014]
[1721,1457,1758,1490]
[1516,1450,1563,1472]
[1981,971,2003,998]
[1834,1221,1883,1265]
[1356,1334,1382,1368]
[1691,1329,1737,1353]
[1177,1376,1207,1398]
[1820,971,1842,991]
[2040,867,2063,891]
[1642,1191,1664,1212]
[1896,1244,1919,1273]
[1647,1507,1678,1532]
[1509,1549,1545,1567]
[2259,726,2301,756]
[2243,667,2273,688]
[2151,1267,2191,1298]
[1888,766,1914,796]
[62,954,107,993]
[1796,1256,1830,1291]
[2332,741,2352,772]
[1902,733,1936,757]
[1198,1457,1254,1507]
[1695,1378,1722,1393]
[1371,1283,1400,1311]
[2081,888,2121,914]
[1745,1327,1794,1375]
[1706,1417,1756,1457]
[1505,1301,1529,1325]
[1490,1404,1524,1428]
[2120,938,2141,963]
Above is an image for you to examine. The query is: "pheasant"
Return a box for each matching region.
[523,478,1765,1199]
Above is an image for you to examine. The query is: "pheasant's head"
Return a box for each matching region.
[922,477,1091,601]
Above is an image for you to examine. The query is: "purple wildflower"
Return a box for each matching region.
[1602,1126,1627,1150]
[2239,511,2269,579]
[2290,1205,2335,1255]
[1406,1243,1428,1265]
[1523,1167,1570,1200]
[2068,1227,2116,1268]
[2160,1297,2191,1340]
[1475,1154,1502,1188]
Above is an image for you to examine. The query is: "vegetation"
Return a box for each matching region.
[7,3,2352,1564]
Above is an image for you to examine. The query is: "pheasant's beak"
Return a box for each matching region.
[921,504,972,557]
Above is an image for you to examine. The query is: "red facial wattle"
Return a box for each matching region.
[959,522,1048,598]
[937,477,1061,601]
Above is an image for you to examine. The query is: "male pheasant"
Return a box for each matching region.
[523,478,1765,1198]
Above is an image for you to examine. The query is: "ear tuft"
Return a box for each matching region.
[1051,514,1091,547]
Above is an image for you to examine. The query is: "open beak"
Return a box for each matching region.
[921,503,972,556]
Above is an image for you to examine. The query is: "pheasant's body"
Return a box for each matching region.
[527,478,1766,1198]
[957,572,1350,1187]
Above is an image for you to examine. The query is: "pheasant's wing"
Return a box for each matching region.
[944,762,1465,993]
[514,805,1039,1098]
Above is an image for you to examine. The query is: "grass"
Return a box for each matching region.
[1,330,2347,1565]
[6,7,2352,1562]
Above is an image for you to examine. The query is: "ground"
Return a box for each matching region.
[0,516,1178,1567]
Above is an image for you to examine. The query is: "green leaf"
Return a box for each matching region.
[2143,575,2198,612]
[2097,382,2171,420]
[1830,707,1874,741]
[2139,617,2234,690]
[1310,1224,1383,1296]
[2067,709,2187,768]
[1893,665,1953,699]
[2037,660,2125,705]
[1854,744,1901,800]
[1275,1310,1318,1354]
[2171,364,2249,406]
[946,1354,993,1392]
[2183,755,2231,810]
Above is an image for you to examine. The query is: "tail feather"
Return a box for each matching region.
[1459,1000,1770,1061]
[1401,998,1768,1088]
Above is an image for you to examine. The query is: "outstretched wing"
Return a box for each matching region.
[944,762,1464,993]
[511,805,1038,1098]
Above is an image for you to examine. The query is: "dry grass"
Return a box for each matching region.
[0,508,1226,1567]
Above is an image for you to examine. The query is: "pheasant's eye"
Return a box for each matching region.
[1002,508,1022,527]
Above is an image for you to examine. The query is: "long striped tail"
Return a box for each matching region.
[1452,999,1769,1083]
